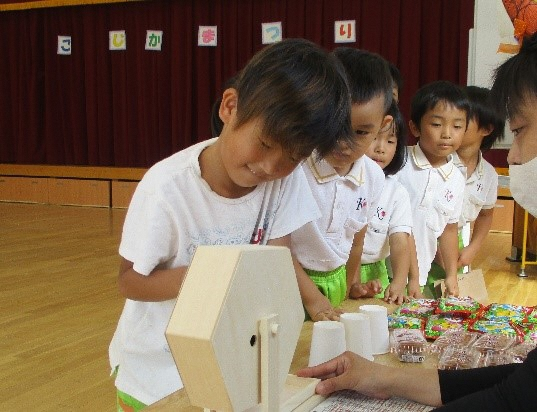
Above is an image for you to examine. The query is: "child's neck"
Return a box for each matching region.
[331,162,353,176]
[456,144,480,176]
[199,143,256,198]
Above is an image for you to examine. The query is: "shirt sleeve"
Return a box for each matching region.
[434,348,537,411]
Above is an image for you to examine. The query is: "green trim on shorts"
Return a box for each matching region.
[360,260,389,298]
[304,265,347,309]
[117,389,147,412]
[113,366,147,411]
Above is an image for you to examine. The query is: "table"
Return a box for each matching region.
[147,298,439,411]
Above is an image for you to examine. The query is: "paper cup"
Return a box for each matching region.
[358,305,390,355]
[339,312,374,361]
[308,321,346,367]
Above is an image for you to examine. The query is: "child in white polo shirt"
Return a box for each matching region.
[396,80,469,297]
[291,48,392,321]
[109,39,353,410]
[428,86,505,289]
[360,103,418,304]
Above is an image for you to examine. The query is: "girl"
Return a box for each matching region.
[357,103,419,304]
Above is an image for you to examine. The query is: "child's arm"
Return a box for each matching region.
[118,258,188,301]
[458,208,493,268]
[406,234,423,298]
[383,232,409,304]
[269,235,341,321]
[345,227,381,298]
[438,223,460,297]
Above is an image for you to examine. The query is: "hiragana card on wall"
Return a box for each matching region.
[334,20,356,43]
[146,30,163,51]
[57,35,71,55]
[198,26,217,46]
[262,22,282,44]
[109,30,126,50]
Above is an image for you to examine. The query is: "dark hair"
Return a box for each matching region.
[491,32,537,121]
[234,38,352,159]
[463,86,505,151]
[388,61,404,93]
[332,47,393,113]
[383,103,408,176]
[211,75,238,137]
[410,80,470,128]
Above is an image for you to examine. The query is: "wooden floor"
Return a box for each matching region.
[1,202,536,411]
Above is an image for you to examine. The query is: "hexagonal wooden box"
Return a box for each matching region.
[165,245,305,411]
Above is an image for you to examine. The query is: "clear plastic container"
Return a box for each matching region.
[430,329,480,354]
[438,345,482,370]
[507,341,537,363]
[471,333,517,354]
[480,350,515,367]
[390,328,428,363]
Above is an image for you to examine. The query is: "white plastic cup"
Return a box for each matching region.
[358,305,390,355]
[308,321,346,367]
[339,312,374,361]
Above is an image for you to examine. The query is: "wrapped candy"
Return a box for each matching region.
[478,303,532,323]
[436,296,481,317]
[424,314,466,340]
[388,314,424,330]
[468,319,517,337]
[393,298,437,319]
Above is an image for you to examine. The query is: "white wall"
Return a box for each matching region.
[468,0,515,148]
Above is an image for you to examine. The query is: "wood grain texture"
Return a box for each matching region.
[0,202,535,411]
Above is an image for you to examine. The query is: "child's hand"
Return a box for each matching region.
[383,281,406,305]
[312,307,344,322]
[443,277,459,297]
[349,280,382,299]
[405,280,423,300]
[457,246,476,269]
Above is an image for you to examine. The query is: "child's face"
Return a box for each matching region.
[365,126,397,170]
[409,101,466,167]
[507,95,537,165]
[458,118,490,150]
[215,89,302,193]
[325,95,391,174]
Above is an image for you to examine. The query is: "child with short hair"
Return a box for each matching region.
[291,48,393,320]
[109,38,352,409]
[397,80,469,297]
[360,103,418,304]
[428,86,505,286]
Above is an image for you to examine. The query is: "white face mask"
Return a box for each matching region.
[510,156,537,217]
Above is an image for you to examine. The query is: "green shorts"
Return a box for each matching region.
[304,265,347,309]
[113,366,147,411]
[360,260,389,299]
[425,231,464,298]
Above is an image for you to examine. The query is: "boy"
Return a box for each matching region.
[109,38,352,410]
[291,48,393,320]
[397,80,469,297]
[429,86,504,283]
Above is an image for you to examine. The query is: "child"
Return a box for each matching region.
[108,38,353,410]
[291,48,393,320]
[360,103,418,304]
[297,32,537,411]
[396,80,469,297]
[428,86,505,285]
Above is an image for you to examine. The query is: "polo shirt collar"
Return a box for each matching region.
[411,143,455,181]
[307,153,365,186]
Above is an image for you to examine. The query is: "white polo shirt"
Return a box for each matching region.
[109,138,321,405]
[361,175,413,264]
[291,154,385,271]
[452,151,498,228]
[396,144,465,285]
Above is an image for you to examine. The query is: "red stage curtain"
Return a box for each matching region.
[0,0,475,167]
